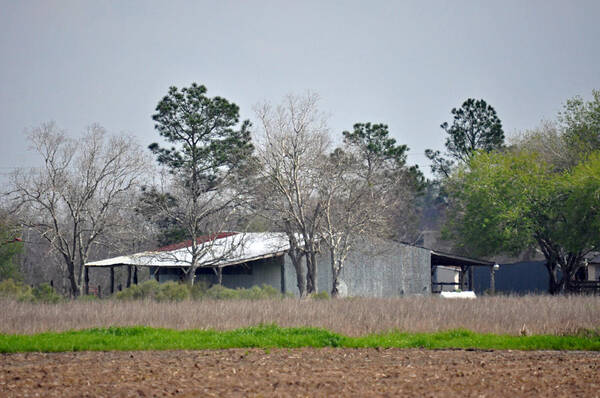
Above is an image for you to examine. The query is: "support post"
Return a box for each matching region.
[459,266,466,291]
[127,265,132,288]
[98,284,102,299]
[490,264,499,295]
[468,266,474,291]
[110,266,115,294]
[133,266,138,284]
[84,266,89,295]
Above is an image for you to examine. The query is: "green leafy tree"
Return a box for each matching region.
[445,150,600,294]
[426,98,504,177]
[148,83,255,284]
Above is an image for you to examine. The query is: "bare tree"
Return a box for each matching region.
[254,93,330,296]
[509,121,574,172]
[320,123,421,297]
[138,171,252,285]
[6,122,149,297]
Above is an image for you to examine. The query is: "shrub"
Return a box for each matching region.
[0,279,62,303]
[115,280,285,301]
[156,281,190,302]
[115,280,159,300]
[203,284,239,300]
[115,280,189,302]
[32,283,62,304]
[190,280,210,300]
[311,291,330,300]
[0,278,26,298]
[0,278,34,302]
[200,284,283,300]
[237,284,281,300]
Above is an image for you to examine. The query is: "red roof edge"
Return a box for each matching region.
[155,232,239,252]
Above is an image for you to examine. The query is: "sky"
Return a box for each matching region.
[1,0,599,179]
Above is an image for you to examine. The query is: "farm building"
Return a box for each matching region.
[85,232,493,297]
[470,254,600,295]
[587,254,600,281]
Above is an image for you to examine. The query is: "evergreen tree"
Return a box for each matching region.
[148,83,254,284]
[426,98,504,177]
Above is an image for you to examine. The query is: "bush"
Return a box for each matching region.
[0,278,33,301]
[32,283,62,304]
[201,284,283,300]
[115,280,159,300]
[115,280,286,301]
[0,279,62,303]
[311,291,330,300]
[190,280,210,300]
[115,280,189,302]
[237,284,281,300]
[203,284,239,300]
[155,281,190,302]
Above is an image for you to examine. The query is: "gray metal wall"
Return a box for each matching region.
[154,241,432,298]
[283,241,431,297]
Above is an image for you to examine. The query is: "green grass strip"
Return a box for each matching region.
[1,325,599,353]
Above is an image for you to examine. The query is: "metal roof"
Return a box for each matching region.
[430,249,495,267]
[85,232,290,268]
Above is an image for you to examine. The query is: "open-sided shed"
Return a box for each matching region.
[85,232,492,297]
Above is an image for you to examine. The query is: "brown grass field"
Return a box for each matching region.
[2,296,600,397]
[1,295,599,336]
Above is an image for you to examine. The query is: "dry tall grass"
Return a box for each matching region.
[1,296,599,336]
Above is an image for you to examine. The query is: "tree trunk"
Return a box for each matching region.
[288,252,306,297]
[545,260,561,294]
[331,267,342,298]
[330,248,341,298]
[286,231,307,297]
[65,259,79,298]
[184,267,196,286]
[212,267,223,285]
[306,251,318,294]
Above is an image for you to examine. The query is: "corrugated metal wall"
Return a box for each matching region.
[283,241,431,297]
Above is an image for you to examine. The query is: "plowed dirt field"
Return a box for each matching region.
[1,349,599,397]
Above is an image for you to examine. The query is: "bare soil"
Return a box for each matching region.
[1,349,599,397]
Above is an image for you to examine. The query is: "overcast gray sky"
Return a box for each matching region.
[1,0,599,178]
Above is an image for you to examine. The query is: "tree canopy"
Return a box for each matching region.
[321,123,422,296]
[445,149,600,293]
[426,98,504,177]
[559,89,600,159]
[148,83,255,284]
[150,83,254,179]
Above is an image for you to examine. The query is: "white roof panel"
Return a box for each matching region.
[85,232,291,268]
